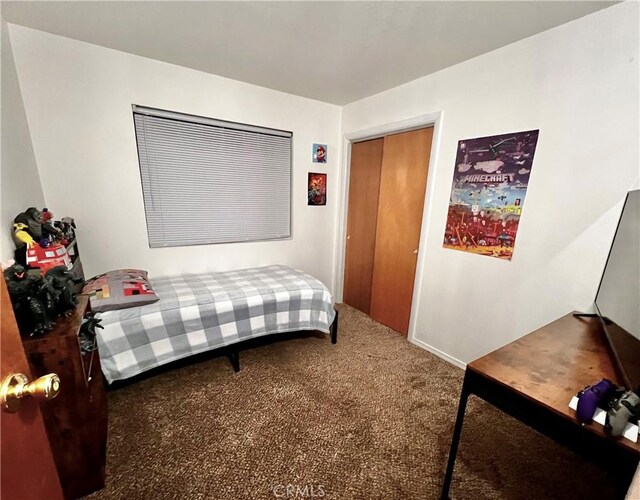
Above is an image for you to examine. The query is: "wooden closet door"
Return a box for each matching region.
[343,138,384,314]
[370,128,433,334]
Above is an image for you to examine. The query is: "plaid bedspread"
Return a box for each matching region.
[96,265,335,383]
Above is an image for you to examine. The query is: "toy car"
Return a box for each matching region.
[26,243,71,273]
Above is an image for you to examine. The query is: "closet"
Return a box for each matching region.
[343,127,433,335]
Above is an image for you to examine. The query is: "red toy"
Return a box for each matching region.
[26,243,71,273]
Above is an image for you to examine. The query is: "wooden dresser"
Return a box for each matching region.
[22,295,108,499]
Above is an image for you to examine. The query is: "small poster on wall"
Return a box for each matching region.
[443,129,540,260]
[312,143,327,163]
[308,173,327,206]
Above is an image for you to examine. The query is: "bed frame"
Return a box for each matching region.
[224,309,338,372]
[108,308,338,389]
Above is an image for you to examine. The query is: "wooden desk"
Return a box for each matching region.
[440,313,640,499]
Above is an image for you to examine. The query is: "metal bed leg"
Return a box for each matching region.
[331,309,339,344]
[226,351,240,372]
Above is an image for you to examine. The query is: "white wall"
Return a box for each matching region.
[1,19,46,262]
[339,2,639,365]
[8,24,341,287]
[5,3,638,366]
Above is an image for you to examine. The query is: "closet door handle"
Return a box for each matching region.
[347,235,351,240]
[413,248,418,254]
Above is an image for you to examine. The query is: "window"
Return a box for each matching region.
[133,105,292,248]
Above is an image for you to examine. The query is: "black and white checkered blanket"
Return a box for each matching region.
[96,265,335,383]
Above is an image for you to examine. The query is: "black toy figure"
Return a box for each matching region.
[39,277,61,320]
[79,312,103,353]
[3,264,55,336]
[45,265,83,317]
[14,207,43,241]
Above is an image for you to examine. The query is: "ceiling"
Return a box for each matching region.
[1,1,617,105]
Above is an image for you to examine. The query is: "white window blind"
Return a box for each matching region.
[133,105,292,248]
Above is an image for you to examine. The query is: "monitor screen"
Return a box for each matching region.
[595,189,640,390]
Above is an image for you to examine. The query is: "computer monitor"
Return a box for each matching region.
[595,189,640,392]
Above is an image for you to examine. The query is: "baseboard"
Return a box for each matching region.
[409,337,466,370]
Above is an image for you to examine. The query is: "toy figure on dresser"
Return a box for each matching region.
[13,223,35,248]
[26,242,72,273]
[45,265,83,317]
[41,208,63,245]
[79,312,103,353]
[40,277,61,321]
[3,263,55,335]
[54,217,76,245]
[11,207,76,271]
[14,207,44,241]
[13,207,44,267]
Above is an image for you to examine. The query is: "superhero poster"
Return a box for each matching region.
[308,172,327,206]
[443,129,539,260]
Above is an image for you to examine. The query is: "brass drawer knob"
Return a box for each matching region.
[1,373,61,413]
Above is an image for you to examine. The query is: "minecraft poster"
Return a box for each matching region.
[443,130,539,260]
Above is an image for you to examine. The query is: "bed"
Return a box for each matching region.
[95,265,337,384]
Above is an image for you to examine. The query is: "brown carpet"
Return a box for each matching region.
[88,304,615,500]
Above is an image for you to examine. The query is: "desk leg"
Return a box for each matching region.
[441,373,471,500]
